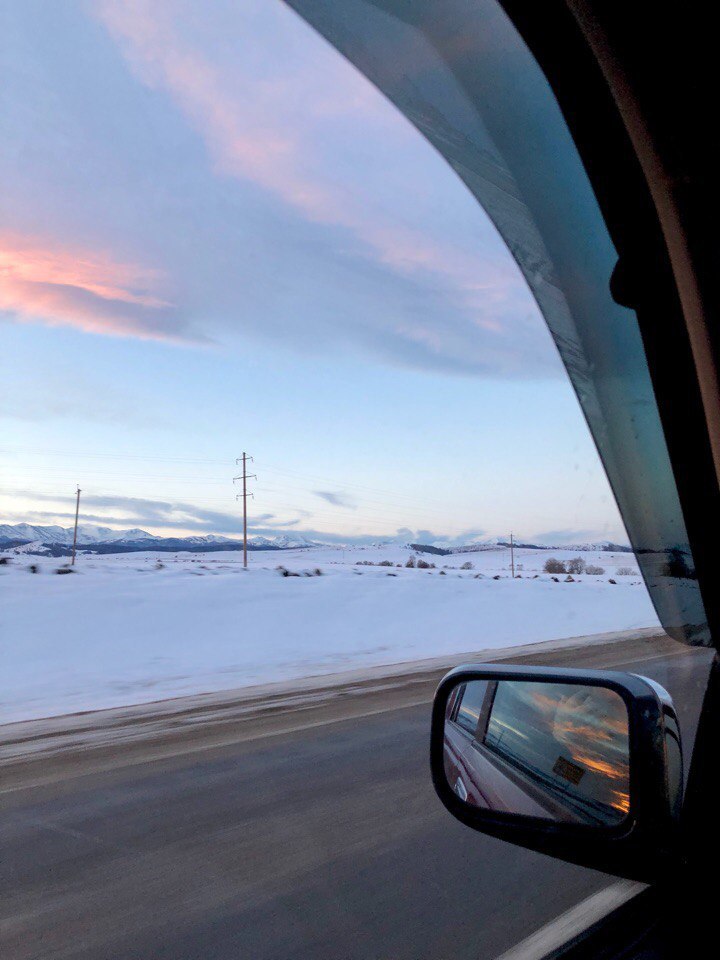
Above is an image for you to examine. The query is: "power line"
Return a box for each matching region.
[0,471,456,519]
[0,447,232,465]
[2,449,461,521]
[255,481,453,519]
[0,453,496,538]
[258,461,446,508]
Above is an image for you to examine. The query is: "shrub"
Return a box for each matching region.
[566,556,586,575]
[585,564,605,575]
[405,556,415,568]
[378,560,394,567]
[460,561,474,570]
[417,559,435,569]
[543,558,566,574]
[616,566,637,576]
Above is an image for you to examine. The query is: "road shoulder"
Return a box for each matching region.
[1,627,691,793]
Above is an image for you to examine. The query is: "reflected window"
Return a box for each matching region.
[454,680,490,736]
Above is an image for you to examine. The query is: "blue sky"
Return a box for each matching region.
[0,0,626,545]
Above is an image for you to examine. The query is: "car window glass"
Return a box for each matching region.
[454,681,490,735]
[285,0,709,648]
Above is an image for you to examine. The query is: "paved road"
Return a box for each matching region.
[1,636,712,960]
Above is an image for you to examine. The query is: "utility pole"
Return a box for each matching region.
[234,454,256,568]
[71,486,81,566]
[510,532,515,579]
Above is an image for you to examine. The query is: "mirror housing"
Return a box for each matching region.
[430,664,682,883]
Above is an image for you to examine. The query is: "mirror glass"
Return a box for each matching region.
[443,679,630,825]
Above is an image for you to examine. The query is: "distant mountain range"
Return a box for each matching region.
[0,523,159,545]
[410,538,632,555]
[0,524,322,557]
[0,523,632,558]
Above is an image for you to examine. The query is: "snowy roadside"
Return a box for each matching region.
[2,627,684,794]
[1,544,659,723]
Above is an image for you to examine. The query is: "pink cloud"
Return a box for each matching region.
[0,232,195,343]
[93,0,525,338]
[0,233,167,307]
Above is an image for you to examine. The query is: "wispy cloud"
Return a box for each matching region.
[529,528,616,546]
[0,231,202,343]
[5,492,280,535]
[91,0,534,361]
[2,488,623,546]
[0,0,559,377]
[313,490,356,509]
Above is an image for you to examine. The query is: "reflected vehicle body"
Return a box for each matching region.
[444,680,630,825]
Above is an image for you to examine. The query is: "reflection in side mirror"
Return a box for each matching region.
[431,665,683,883]
[444,679,630,826]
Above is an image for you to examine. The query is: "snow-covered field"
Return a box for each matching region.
[0,544,659,724]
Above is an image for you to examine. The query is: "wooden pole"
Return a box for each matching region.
[242,453,248,569]
[71,486,81,566]
[510,532,515,578]
[234,454,255,568]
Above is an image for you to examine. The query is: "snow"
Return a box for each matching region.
[0,522,321,549]
[0,523,159,544]
[0,545,659,724]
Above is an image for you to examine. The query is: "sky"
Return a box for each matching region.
[0,0,627,546]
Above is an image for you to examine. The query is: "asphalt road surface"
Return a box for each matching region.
[1,633,713,960]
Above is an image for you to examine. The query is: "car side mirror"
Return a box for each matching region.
[430,665,683,883]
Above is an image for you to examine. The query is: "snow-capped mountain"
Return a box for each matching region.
[162,534,235,545]
[0,523,158,545]
[258,534,322,549]
[0,522,324,555]
[0,524,250,546]
[1,523,630,556]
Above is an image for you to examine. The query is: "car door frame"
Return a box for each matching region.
[493,2,720,954]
